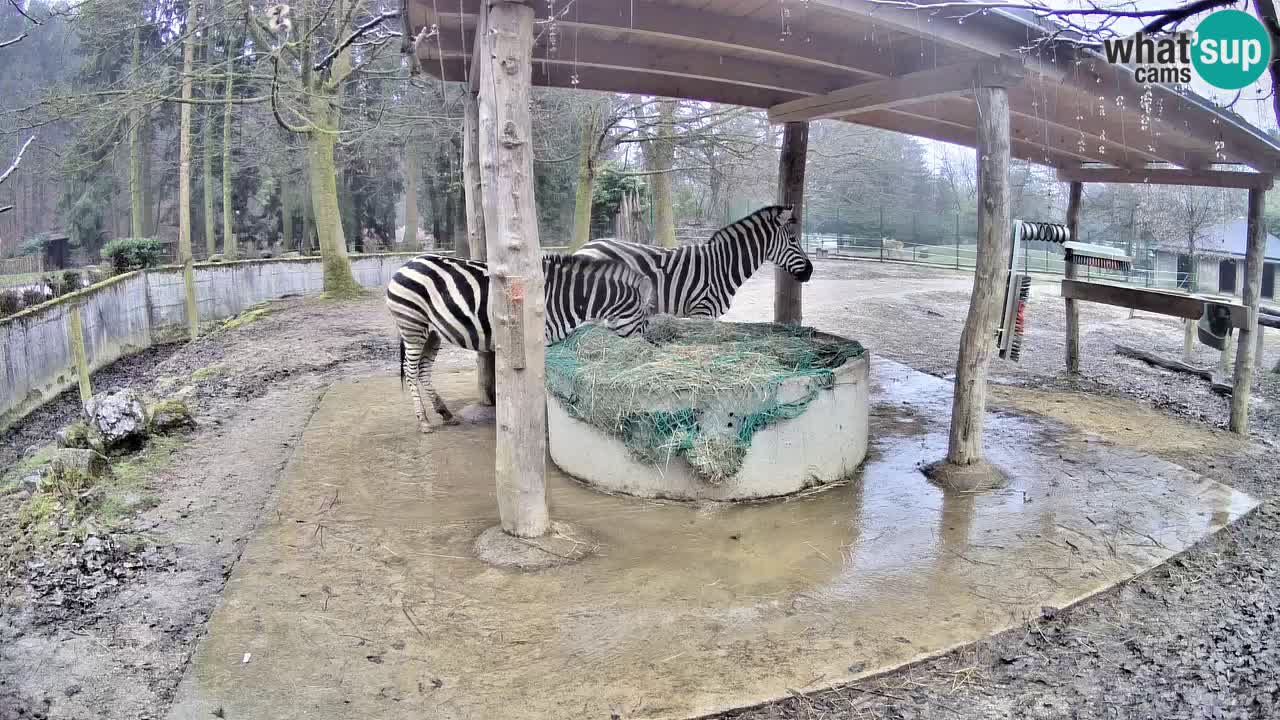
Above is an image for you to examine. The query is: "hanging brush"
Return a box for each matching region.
[1063,241,1133,274]
[1007,275,1031,361]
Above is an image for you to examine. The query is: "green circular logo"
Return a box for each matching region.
[1192,9,1272,90]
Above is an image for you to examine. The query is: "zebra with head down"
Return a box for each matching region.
[385,253,653,433]
[573,205,813,319]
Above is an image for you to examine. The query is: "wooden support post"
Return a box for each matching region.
[463,91,496,406]
[67,305,92,404]
[1230,187,1267,434]
[774,121,808,325]
[943,69,1018,475]
[477,0,549,538]
[1064,181,1083,373]
[1183,319,1195,363]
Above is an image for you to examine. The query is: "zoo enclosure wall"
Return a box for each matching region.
[0,253,424,431]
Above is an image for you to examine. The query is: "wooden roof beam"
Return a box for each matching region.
[768,56,1023,124]
[853,108,1090,168]
[1055,166,1275,190]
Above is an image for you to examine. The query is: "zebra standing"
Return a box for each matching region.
[573,205,813,319]
[386,253,653,433]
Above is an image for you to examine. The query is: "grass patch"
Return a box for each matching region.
[191,364,223,381]
[221,303,273,331]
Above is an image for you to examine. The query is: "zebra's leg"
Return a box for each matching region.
[402,331,434,433]
[417,330,459,427]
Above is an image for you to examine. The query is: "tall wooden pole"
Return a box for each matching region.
[1230,187,1267,434]
[945,63,1020,472]
[176,0,201,342]
[774,121,808,325]
[463,92,496,405]
[477,0,548,538]
[1064,181,1083,373]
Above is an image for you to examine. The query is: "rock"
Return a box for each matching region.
[148,397,195,433]
[84,389,150,451]
[56,421,94,450]
[281,251,301,259]
[41,448,109,495]
[208,254,224,263]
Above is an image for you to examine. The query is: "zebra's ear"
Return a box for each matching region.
[778,206,795,223]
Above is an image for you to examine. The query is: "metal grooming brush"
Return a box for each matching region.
[1063,241,1132,273]
[998,272,1032,361]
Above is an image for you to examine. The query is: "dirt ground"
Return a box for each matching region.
[1,259,1277,720]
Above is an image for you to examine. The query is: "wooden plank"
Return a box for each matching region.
[477,0,549,538]
[462,92,495,406]
[1060,280,1250,328]
[67,305,92,404]
[775,121,807,325]
[1230,187,1267,434]
[945,82,1011,472]
[768,61,984,123]
[1056,167,1274,190]
[1064,181,1082,374]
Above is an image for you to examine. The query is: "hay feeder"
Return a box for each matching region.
[545,317,870,501]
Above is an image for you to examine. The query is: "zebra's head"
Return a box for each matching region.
[764,206,813,283]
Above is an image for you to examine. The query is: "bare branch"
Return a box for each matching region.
[313,10,399,73]
[8,0,39,24]
[0,135,35,187]
[0,205,12,214]
[271,56,313,134]
[0,32,26,49]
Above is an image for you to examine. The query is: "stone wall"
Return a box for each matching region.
[0,254,421,430]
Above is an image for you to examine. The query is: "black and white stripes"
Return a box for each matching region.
[574,205,813,319]
[386,253,653,432]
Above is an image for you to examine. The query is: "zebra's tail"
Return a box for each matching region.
[398,336,405,392]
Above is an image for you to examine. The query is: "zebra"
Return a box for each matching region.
[572,205,813,319]
[385,253,654,433]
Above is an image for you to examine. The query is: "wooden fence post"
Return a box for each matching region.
[477,0,549,538]
[67,305,92,404]
[1230,186,1267,433]
[1064,181,1083,373]
[942,58,1021,480]
[774,121,807,325]
[463,91,496,406]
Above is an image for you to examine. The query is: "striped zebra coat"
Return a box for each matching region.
[573,205,813,319]
[385,253,653,432]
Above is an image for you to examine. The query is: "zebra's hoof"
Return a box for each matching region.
[441,416,461,426]
[418,422,437,434]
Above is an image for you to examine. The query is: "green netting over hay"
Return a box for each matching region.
[545,316,865,484]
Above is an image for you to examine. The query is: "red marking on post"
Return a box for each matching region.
[510,276,525,302]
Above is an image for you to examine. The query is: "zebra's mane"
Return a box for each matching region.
[706,205,791,246]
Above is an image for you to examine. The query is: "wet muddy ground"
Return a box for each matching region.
[2,259,1277,719]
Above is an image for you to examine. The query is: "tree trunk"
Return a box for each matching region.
[401,142,419,248]
[1064,181,1083,372]
[463,93,495,404]
[774,121,807,325]
[945,83,1012,472]
[282,186,293,250]
[648,99,677,248]
[1230,187,1268,433]
[221,23,238,259]
[128,19,144,238]
[478,0,548,538]
[570,99,600,250]
[178,0,200,341]
[142,118,156,237]
[306,92,360,295]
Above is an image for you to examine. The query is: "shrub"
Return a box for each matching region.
[0,290,20,317]
[102,238,164,273]
[61,270,83,293]
[20,288,47,307]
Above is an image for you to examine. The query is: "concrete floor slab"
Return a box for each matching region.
[166,360,1257,720]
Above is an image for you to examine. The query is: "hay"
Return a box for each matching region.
[545,316,864,483]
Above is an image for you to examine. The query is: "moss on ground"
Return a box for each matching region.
[191,364,223,381]
[221,303,273,331]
